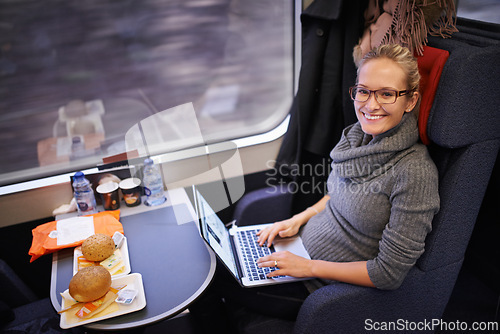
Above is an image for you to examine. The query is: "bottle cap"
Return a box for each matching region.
[74,171,84,179]
[144,158,153,165]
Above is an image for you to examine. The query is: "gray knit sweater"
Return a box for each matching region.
[300,112,440,290]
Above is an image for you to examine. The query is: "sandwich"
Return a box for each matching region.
[60,266,124,319]
[77,233,126,275]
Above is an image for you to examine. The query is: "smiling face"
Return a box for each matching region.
[354,57,419,137]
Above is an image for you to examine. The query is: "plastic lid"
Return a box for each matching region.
[74,171,84,179]
[96,181,119,194]
[119,178,141,189]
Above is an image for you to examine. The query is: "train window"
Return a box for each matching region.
[456,0,500,24]
[0,0,299,186]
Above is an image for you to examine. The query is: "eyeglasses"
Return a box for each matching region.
[349,86,412,104]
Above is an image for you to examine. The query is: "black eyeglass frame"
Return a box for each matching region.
[349,85,413,105]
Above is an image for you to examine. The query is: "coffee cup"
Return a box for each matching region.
[96,181,120,210]
[119,178,142,207]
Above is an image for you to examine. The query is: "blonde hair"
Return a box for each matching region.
[357,44,420,98]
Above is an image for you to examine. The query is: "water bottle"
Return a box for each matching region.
[71,136,86,160]
[142,158,166,206]
[73,171,98,215]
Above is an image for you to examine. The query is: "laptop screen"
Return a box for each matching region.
[193,186,239,278]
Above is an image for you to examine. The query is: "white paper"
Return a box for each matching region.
[56,217,95,246]
[200,85,240,116]
[56,137,72,157]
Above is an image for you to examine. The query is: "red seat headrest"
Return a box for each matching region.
[416,46,450,145]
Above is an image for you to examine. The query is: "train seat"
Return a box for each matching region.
[231,19,500,333]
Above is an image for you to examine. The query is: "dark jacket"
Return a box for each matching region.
[275,0,368,211]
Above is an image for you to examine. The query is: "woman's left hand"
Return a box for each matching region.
[257,251,312,278]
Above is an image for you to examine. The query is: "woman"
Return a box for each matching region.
[257,43,439,291]
[190,44,440,330]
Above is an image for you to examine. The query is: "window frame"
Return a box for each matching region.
[0,0,302,195]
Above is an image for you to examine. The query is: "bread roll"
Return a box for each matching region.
[81,233,115,261]
[69,266,111,302]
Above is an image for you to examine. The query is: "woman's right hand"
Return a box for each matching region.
[256,215,304,247]
[257,195,329,247]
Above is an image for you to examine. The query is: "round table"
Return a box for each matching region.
[50,201,215,330]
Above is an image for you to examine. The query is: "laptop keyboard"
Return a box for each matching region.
[237,229,285,281]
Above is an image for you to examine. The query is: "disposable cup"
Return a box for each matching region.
[96,181,120,210]
[119,178,142,207]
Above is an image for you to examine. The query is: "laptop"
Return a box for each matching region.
[191,185,311,287]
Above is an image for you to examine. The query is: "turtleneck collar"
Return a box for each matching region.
[331,112,419,182]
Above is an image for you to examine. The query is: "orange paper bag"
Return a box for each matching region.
[29,210,123,262]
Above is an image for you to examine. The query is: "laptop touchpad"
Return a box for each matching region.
[273,237,310,259]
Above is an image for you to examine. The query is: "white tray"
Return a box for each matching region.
[59,273,146,329]
[73,236,131,278]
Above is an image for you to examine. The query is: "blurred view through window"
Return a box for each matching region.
[0,0,295,186]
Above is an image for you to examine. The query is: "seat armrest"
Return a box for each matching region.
[233,184,293,226]
[294,283,385,333]
[296,281,425,334]
[294,266,457,334]
[5,298,57,330]
[0,259,38,308]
